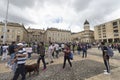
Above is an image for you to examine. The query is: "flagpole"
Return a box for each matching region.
[3,0,9,44]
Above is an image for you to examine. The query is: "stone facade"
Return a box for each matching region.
[72,20,94,43]
[44,28,71,43]
[27,28,45,43]
[94,18,120,43]
[0,22,28,44]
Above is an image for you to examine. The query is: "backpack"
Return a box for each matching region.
[107,47,114,57]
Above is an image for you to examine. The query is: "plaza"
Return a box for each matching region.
[0,48,120,80]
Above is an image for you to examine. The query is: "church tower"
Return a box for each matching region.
[84,20,90,31]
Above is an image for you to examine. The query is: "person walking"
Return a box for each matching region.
[117,45,120,53]
[26,46,32,59]
[63,44,72,69]
[7,41,16,67]
[37,42,46,70]
[82,45,87,58]
[54,43,59,58]
[47,43,54,64]
[61,43,65,51]
[77,44,81,55]
[101,42,110,74]
[12,43,27,80]
[72,43,76,53]
[0,44,1,56]
[1,44,8,61]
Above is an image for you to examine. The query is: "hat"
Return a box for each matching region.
[17,43,24,46]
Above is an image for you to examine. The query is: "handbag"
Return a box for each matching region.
[69,52,73,60]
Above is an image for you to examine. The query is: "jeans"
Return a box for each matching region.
[56,50,59,58]
[82,51,87,58]
[52,52,55,58]
[8,53,15,65]
[12,64,26,80]
[63,56,72,68]
[11,63,17,73]
[28,52,32,58]
[103,55,110,73]
[37,55,46,69]
[78,50,80,55]
[48,52,53,62]
[0,49,1,56]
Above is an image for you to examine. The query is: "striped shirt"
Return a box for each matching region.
[17,50,27,64]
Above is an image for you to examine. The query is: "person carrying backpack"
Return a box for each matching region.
[101,42,113,74]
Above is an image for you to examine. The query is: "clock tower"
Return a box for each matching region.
[84,20,90,31]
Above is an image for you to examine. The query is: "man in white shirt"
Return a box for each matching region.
[54,43,59,58]
[47,43,54,63]
[61,43,65,51]
[1,44,8,61]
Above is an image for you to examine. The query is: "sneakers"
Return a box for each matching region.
[5,64,12,68]
[5,63,8,67]
[104,70,107,72]
[42,68,46,71]
[104,70,110,75]
[104,71,110,75]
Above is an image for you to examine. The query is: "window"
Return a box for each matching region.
[17,35,20,42]
[103,30,106,32]
[98,26,101,30]
[113,30,118,33]
[113,22,117,26]
[102,24,105,27]
[103,36,106,38]
[114,34,119,36]
[7,29,10,32]
[18,31,20,34]
[1,35,3,38]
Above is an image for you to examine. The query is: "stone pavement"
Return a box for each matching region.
[0,48,120,80]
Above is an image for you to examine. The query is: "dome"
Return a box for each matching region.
[84,20,89,25]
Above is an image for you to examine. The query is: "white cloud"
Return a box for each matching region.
[0,0,120,32]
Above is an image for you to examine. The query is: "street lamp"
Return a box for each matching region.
[3,0,9,44]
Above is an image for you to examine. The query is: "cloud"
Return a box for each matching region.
[10,0,36,8]
[73,0,93,12]
[0,0,120,32]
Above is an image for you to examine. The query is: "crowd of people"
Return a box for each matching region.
[0,41,118,80]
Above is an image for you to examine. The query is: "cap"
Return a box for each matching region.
[17,43,24,46]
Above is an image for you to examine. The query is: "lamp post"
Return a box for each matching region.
[3,0,9,44]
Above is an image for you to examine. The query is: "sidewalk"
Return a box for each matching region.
[86,48,120,80]
[0,48,120,80]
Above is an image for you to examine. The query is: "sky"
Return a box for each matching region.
[0,0,120,32]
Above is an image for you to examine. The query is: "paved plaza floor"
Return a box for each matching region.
[0,48,120,80]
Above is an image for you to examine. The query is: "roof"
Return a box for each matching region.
[84,20,89,25]
[46,28,71,32]
[0,22,28,32]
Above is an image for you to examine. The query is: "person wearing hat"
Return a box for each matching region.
[12,43,27,80]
